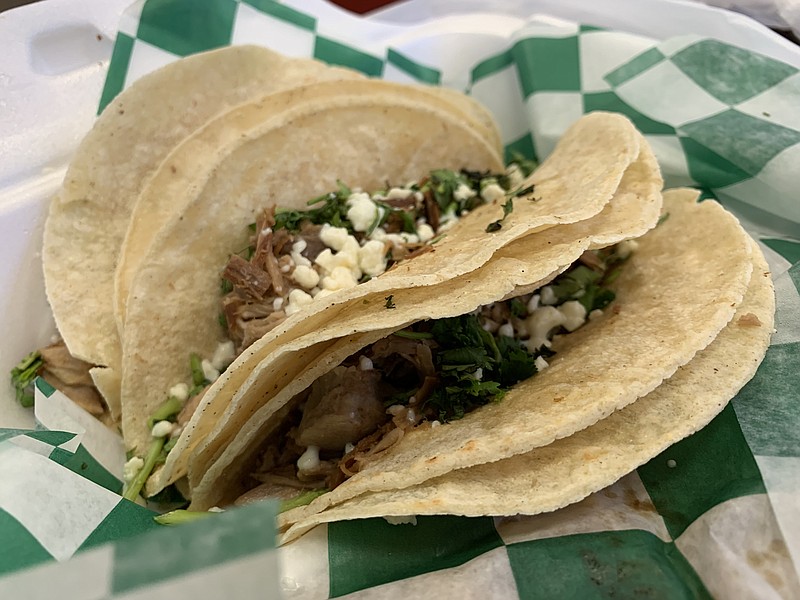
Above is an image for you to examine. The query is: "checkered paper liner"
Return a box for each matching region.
[2,0,800,598]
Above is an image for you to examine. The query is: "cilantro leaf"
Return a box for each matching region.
[495,335,537,386]
[10,350,43,408]
[485,197,514,233]
[509,151,538,177]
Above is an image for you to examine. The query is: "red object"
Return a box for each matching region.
[329,0,398,15]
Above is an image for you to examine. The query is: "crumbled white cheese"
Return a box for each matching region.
[290,240,311,267]
[368,226,387,241]
[375,231,420,246]
[123,456,144,483]
[344,442,355,454]
[589,308,603,321]
[359,355,373,371]
[315,237,361,275]
[386,187,413,200]
[211,340,236,372]
[539,286,557,305]
[201,359,220,382]
[416,222,435,243]
[505,163,524,188]
[321,265,359,292]
[292,264,320,289]
[534,356,550,371]
[358,239,388,276]
[208,506,225,513]
[472,368,483,381]
[482,319,499,333]
[346,192,381,232]
[559,300,587,331]
[438,206,459,231]
[525,306,566,351]
[384,515,417,526]
[285,288,314,316]
[498,322,514,338]
[481,183,506,202]
[273,297,284,311]
[430,420,441,429]
[527,294,541,313]
[319,224,350,251]
[616,239,639,259]
[404,232,420,244]
[280,263,292,273]
[151,420,175,439]
[168,382,189,402]
[454,183,476,201]
[297,445,320,473]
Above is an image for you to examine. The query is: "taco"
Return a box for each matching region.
[135,111,651,497]
[113,78,505,328]
[42,45,365,419]
[277,191,774,544]
[179,189,758,538]
[116,80,517,461]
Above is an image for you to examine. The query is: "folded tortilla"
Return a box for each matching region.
[186,189,755,531]
[144,111,648,494]
[178,128,663,506]
[42,45,365,419]
[120,85,513,456]
[279,200,773,543]
[114,79,504,328]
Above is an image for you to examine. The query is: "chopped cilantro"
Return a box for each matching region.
[123,436,165,502]
[513,184,535,198]
[418,314,538,422]
[274,181,353,233]
[392,330,434,340]
[279,489,328,513]
[509,151,538,177]
[385,295,396,309]
[10,350,43,408]
[147,396,183,430]
[486,197,514,233]
[155,509,215,526]
[548,265,617,312]
[189,353,206,386]
[509,298,527,318]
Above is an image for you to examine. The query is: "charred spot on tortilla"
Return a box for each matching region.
[737,313,763,327]
[384,295,396,309]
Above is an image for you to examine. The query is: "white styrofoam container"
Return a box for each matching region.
[0,0,798,429]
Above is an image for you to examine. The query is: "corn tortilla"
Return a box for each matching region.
[145,112,647,493]
[190,190,753,528]
[42,45,364,418]
[279,220,773,543]
[178,130,663,505]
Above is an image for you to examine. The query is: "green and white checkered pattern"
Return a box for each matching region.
[3,0,800,596]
